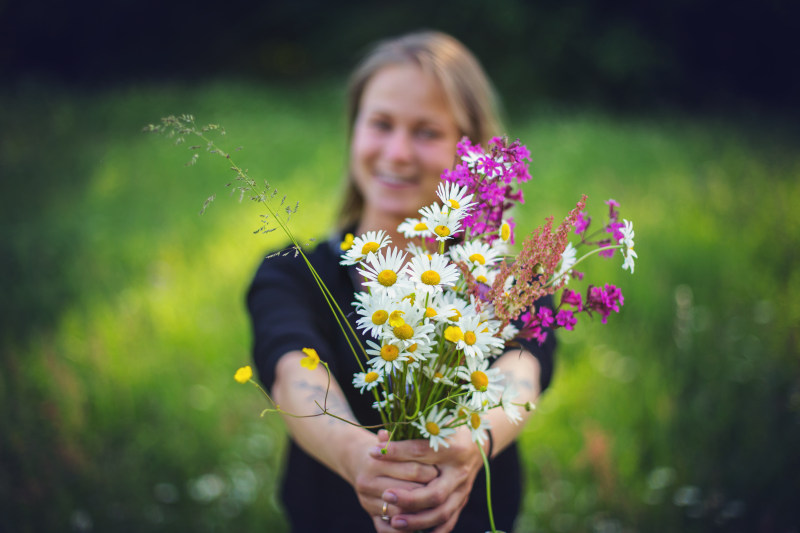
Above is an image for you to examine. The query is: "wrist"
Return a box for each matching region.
[340,428,378,485]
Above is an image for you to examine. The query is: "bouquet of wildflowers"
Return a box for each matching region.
[148,117,636,533]
[338,137,637,449]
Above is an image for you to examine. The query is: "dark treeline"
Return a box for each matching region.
[1,0,798,112]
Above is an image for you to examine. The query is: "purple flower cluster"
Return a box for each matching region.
[586,284,624,323]
[518,284,624,345]
[442,137,532,242]
[573,198,626,258]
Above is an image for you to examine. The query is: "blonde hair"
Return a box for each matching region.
[338,31,503,229]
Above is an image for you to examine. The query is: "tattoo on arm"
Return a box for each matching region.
[503,370,536,392]
[294,379,356,424]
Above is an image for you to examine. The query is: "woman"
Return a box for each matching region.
[247,31,555,533]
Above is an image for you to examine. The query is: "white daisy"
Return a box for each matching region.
[450,241,502,269]
[419,203,463,241]
[460,144,485,168]
[422,364,457,386]
[466,410,491,446]
[619,219,637,274]
[404,253,460,296]
[436,182,476,213]
[398,218,433,239]
[382,304,435,349]
[352,370,384,393]
[454,315,505,361]
[412,406,455,452]
[457,358,505,410]
[554,242,578,283]
[353,291,397,339]
[373,391,395,411]
[340,230,391,265]
[358,247,410,296]
[434,290,473,324]
[498,220,513,243]
[365,340,409,374]
[500,384,524,425]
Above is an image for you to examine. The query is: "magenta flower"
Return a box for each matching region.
[586,284,625,323]
[574,212,591,234]
[561,289,583,310]
[556,309,577,330]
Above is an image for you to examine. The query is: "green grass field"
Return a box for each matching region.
[2,80,798,532]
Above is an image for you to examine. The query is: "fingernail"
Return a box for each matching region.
[369,446,382,457]
[393,518,407,528]
[383,491,398,504]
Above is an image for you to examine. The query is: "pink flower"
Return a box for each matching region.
[561,289,583,310]
[586,284,624,324]
[556,309,577,330]
[574,212,591,234]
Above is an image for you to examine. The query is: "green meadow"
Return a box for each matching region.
[2,80,798,532]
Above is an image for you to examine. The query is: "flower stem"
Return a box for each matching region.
[479,441,497,533]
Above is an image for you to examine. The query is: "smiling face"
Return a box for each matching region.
[350,63,461,228]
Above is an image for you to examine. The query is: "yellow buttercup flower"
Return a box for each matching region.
[234,365,253,384]
[340,233,355,251]
[300,347,320,370]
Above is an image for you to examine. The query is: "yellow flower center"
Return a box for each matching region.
[420,270,441,285]
[464,331,477,346]
[471,370,489,391]
[500,223,511,242]
[414,222,428,231]
[361,241,380,255]
[476,275,488,284]
[425,307,437,318]
[393,324,414,340]
[380,345,399,361]
[365,371,379,383]
[468,253,486,265]
[425,421,441,436]
[371,310,388,325]
[434,225,451,238]
[407,343,418,353]
[449,309,462,321]
[388,310,405,327]
[448,199,460,209]
[470,412,482,430]
[444,326,463,343]
[457,407,468,419]
[340,233,354,251]
[377,270,397,287]
[434,372,444,379]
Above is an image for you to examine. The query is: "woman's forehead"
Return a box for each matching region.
[359,64,455,124]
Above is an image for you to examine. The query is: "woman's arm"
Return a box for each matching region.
[272,350,439,531]
[369,349,542,533]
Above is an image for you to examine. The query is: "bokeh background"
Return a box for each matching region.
[2,1,799,532]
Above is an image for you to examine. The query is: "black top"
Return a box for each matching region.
[247,234,556,533]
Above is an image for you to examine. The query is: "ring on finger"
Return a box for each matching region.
[381,501,390,522]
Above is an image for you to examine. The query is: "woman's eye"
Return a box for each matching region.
[369,119,392,131]
[416,128,441,140]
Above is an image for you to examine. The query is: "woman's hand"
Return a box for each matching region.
[369,428,485,532]
[346,430,439,532]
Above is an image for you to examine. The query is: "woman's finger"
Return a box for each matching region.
[377,459,438,484]
[388,487,468,532]
[370,438,437,463]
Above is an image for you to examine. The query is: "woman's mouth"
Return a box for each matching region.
[375,173,419,188]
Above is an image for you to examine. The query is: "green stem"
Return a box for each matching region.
[479,441,497,533]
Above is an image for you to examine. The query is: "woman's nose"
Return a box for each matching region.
[383,129,414,164]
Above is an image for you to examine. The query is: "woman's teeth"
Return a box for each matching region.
[377,173,417,185]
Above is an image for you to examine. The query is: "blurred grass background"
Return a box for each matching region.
[2,1,800,531]
[2,80,798,533]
